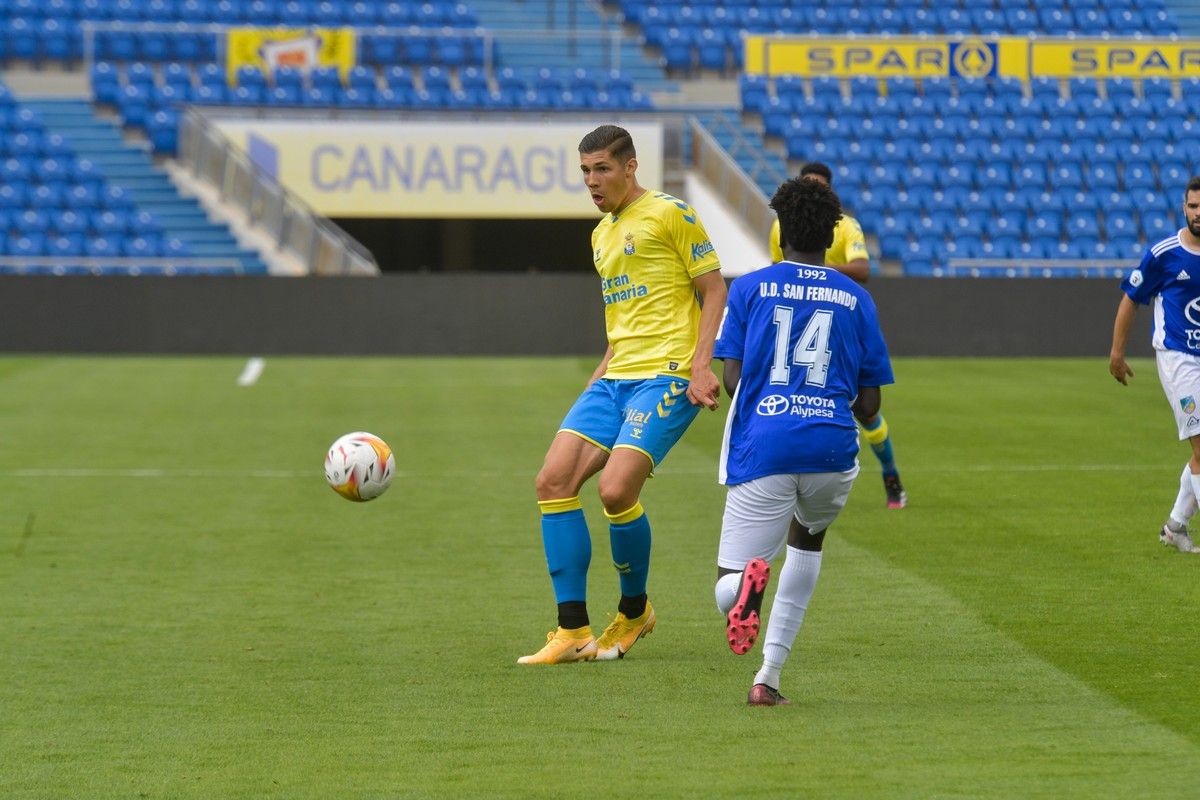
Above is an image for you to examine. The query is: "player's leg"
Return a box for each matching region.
[593,376,700,660]
[856,410,906,509]
[1162,461,1198,550]
[519,385,618,665]
[714,474,796,655]
[750,466,858,705]
[1155,349,1200,553]
[593,447,657,659]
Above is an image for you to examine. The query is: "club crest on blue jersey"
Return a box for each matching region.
[624,233,635,256]
[1181,396,1196,414]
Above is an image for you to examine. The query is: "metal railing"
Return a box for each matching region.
[687,115,781,243]
[178,108,379,275]
[944,258,1140,277]
[0,256,244,273]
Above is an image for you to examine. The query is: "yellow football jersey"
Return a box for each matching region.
[591,189,722,380]
[769,214,869,266]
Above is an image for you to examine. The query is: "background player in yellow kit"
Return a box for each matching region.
[768,162,906,509]
[519,124,727,665]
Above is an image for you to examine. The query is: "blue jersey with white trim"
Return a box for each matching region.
[1121,231,1200,353]
[714,261,894,484]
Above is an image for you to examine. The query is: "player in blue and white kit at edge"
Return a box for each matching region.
[1110,175,1200,554]
[712,176,894,706]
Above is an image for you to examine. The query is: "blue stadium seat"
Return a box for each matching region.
[882,77,917,106]
[302,85,335,106]
[1038,8,1072,32]
[197,63,224,88]
[85,235,120,258]
[90,62,121,104]
[193,84,226,105]
[1074,8,1107,34]
[50,209,88,237]
[229,85,265,105]
[30,184,65,209]
[310,66,341,89]
[434,31,470,68]
[1106,77,1136,104]
[346,65,375,90]
[272,66,302,90]
[1030,76,1060,103]
[938,165,973,192]
[12,233,48,257]
[147,109,179,153]
[119,83,151,128]
[126,61,155,89]
[38,18,77,62]
[380,1,414,26]
[362,33,400,67]
[337,87,372,107]
[660,27,694,73]
[1123,162,1157,192]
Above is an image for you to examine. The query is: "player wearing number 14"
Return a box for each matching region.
[713,177,893,704]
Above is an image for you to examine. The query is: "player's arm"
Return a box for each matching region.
[839,257,870,284]
[588,344,615,387]
[768,219,783,263]
[836,218,871,283]
[852,386,881,420]
[721,358,742,398]
[688,269,728,410]
[1109,294,1138,386]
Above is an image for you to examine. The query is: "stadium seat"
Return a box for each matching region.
[118,83,151,128]
[46,206,86,239]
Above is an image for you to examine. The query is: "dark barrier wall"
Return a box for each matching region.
[0,275,1148,357]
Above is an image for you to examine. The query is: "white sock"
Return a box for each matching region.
[754,546,822,691]
[1187,470,1200,528]
[714,572,742,615]
[1170,463,1198,529]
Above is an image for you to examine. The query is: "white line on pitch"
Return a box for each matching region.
[237,357,265,386]
[0,463,1180,480]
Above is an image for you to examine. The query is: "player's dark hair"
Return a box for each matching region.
[770,176,843,254]
[578,125,636,163]
[799,161,834,183]
[1187,176,1200,197]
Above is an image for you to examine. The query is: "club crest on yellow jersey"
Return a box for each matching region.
[624,232,635,255]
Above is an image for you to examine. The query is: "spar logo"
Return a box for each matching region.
[757,395,789,416]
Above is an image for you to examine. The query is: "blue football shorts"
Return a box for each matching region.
[559,375,702,467]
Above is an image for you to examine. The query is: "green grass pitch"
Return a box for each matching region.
[2,355,1199,798]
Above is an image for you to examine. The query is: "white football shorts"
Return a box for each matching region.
[1156,348,1200,440]
[717,467,859,570]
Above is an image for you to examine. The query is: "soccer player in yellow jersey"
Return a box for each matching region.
[519,124,728,665]
[768,162,907,509]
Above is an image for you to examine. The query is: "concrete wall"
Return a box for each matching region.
[0,274,1145,357]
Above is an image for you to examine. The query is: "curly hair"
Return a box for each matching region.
[770,176,842,255]
[798,161,834,183]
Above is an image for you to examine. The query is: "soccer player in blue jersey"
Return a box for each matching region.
[1110,175,1200,554]
[713,176,894,705]
[770,163,907,509]
[518,125,728,665]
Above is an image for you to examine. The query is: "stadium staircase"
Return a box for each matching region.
[467,0,673,91]
[1163,0,1200,34]
[691,109,786,200]
[24,99,268,274]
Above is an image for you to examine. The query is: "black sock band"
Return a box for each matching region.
[557,601,589,630]
[618,593,647,619]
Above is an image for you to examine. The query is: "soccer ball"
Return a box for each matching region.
[324,432,395,502]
